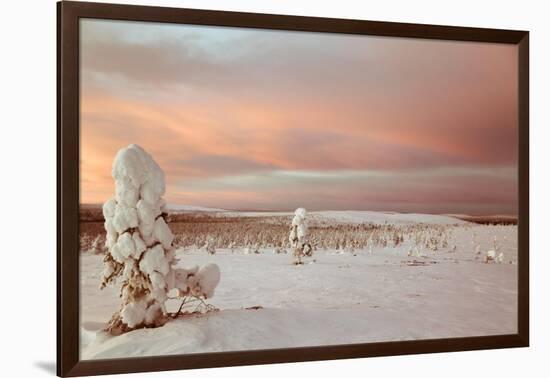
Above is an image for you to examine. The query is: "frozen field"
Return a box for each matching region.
[80,211,517,360]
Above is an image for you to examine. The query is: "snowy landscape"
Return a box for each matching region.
[77,21,520,361]
[80,202,518,359]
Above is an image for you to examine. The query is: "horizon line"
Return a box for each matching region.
[79,202,518,218]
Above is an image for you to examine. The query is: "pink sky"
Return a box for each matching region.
[80,19,518,214]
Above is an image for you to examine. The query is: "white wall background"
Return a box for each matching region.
[1,0,547,376]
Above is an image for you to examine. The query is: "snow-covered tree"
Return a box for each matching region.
[274,237,287,254]
[89,235,105,255]
[101,144,221,335]
[79,233,91,252]
[289,208,311,265]
[485,236,503,264]
[204,235,216,255]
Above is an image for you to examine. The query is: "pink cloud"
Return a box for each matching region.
[80,21,518,214]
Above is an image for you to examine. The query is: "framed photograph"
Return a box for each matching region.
[57,1,529,376]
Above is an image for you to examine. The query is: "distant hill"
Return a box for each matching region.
[79,203,226,222]
[167,204,226,212]
[448,214,517,225]
[80,203,515,225]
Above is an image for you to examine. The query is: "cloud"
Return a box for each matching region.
[79,19,519,214]
[171,167,517,214]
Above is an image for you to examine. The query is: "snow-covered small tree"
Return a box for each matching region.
[204,235,216,255]
[253,243,261,254]
[101,144,221,335]
[80,233,91,252]
[289,208,311,265]
[89,235,105,255]
[274,237,287,254]
[485,236,501,264]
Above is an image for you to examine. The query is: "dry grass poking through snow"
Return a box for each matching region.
[80,209,490,256]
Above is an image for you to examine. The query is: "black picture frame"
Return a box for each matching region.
[57,1,529,376]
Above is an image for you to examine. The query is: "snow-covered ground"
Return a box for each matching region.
[80,213,517,360]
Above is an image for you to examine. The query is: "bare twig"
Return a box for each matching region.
[172,297,187,318]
